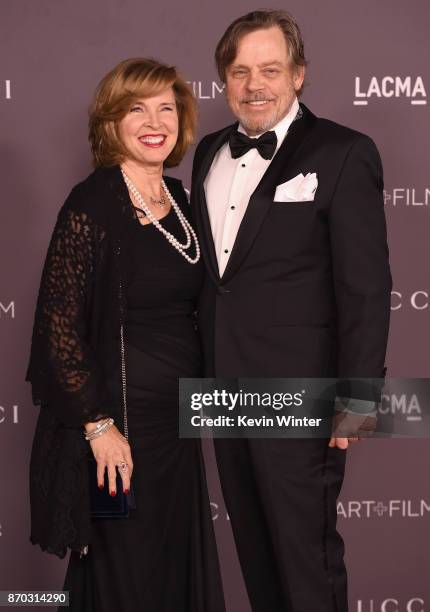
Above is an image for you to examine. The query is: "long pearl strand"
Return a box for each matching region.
[121,170,200,265]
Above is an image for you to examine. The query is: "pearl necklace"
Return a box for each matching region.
[121,170,200,265]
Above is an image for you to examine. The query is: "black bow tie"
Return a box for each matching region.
[229,129,277,160]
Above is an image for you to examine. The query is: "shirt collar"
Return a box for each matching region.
[237,96,300,152]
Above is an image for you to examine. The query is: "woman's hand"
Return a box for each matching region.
[87,424,134,495]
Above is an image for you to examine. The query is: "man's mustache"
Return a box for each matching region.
[239,94,276,103]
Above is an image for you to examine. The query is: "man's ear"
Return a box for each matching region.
[293,65,305,92]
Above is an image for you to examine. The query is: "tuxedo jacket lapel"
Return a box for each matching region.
[221,104,317,283]
[193,125,233,284]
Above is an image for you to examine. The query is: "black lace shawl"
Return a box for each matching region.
[26,165,185,558]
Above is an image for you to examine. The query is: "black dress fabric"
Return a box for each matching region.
[62,189,225,611]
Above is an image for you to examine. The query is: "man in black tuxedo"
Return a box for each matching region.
[191,10,391,612]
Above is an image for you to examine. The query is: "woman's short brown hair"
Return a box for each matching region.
[215,10,307,95]
[89,58,197,167]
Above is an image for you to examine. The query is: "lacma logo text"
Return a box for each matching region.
[354,76,426,105]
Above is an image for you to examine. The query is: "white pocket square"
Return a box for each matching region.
[274,172,318,202]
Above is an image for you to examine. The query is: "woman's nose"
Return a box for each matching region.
[144,112,162,129]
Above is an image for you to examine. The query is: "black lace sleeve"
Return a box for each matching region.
[26,199,112,428]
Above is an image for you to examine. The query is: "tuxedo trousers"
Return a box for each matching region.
[214,437,348,612]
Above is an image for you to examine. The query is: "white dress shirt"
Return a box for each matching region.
[204,96,300,276]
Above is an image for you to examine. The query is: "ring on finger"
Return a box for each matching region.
[117,461,128,473]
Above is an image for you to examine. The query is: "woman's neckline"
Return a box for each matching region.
[131,203,174,228]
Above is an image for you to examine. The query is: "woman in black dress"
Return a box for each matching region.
[26,58,225,612]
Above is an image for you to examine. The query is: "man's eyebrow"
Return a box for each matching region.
[258,61,284,68]
[229,60,284,69]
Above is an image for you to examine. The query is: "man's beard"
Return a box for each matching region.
[233,88,296,135]
[237,108,280,135]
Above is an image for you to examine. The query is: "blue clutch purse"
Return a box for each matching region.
[88,455,136,518]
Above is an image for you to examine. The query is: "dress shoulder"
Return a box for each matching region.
[60,165,120,226]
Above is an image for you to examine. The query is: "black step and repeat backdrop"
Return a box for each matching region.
[1,1,429,610]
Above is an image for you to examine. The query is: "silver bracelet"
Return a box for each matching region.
[84,417,114,441]
[85,418,114,440]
